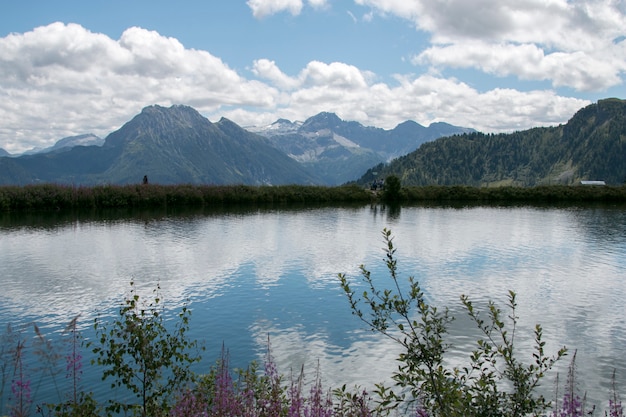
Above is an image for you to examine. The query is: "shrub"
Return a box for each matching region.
[90,281,202,417]
[339,228,567,417]
[382,175,402,202]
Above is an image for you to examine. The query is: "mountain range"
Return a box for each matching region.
[249,112,473,184]
[2,99,624,187]
[0,105,471,186]
[356,98,626,187]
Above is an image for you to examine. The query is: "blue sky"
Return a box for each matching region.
[1,0,625,153]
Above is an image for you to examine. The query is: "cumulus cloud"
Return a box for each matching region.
[356,0,625,46]
[252,59,300,89]
[299,61,371,89]
[247,57,589,133]
[0,22,594,154]
[415,41,625,91]
[0,23,276,153]
[356,0,626,91]
[253,59,372,91]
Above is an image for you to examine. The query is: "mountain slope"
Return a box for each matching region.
[19,134,104,156]
[0,105,319,186]
[253,112,474,184]
[357,98,626,186]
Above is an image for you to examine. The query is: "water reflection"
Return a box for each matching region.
[249,319,402,390]
[1,204,625,411]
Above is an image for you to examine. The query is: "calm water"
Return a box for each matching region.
[1,203,625,413]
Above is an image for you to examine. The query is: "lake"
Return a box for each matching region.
[1,203,625,413]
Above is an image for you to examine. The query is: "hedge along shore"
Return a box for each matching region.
[1,183,626,212]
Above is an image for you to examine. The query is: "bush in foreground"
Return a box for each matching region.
[340,229,567,417]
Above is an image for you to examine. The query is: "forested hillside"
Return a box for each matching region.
[358,98,626,186]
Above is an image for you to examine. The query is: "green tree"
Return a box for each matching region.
[91,281,202,417]
[339,229,566,417]
[382,175,402,201]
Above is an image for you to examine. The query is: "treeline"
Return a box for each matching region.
[358,98,626,187]
[400,184,626,204]
[2,183,626,212]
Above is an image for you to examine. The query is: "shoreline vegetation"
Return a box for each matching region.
[1,181,626,212]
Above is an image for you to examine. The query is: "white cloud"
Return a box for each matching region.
[307,0,329,9]
[355,0,626,91]
[252,59,300,89]
[356,0,625,46]
[225,68,588,135]
[346,10,358,23]
[254,60,374,91]
[415,41,626,91]
[0,22,595,154]
[247,0,304,18]
[0,23,277,153]
[299,61,371,89]
[246,0,329,17]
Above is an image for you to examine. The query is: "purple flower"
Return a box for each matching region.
[287,370,304,417]
[9,341,31,417]
[170,389,209,417]
[211,356,242,416]
[609,399,624,417]
[303,368,333,417]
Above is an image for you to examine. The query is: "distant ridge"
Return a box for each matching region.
[0,106,474,186]
[3,100,622,187]
[251,112,474,184]
[357,98,626,186]
[21,134,104,156]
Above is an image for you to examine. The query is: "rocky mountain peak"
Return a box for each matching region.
[300,112,344,131]
[139,104,207,126]
[104,104,214,147]
[246,118,303,137]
